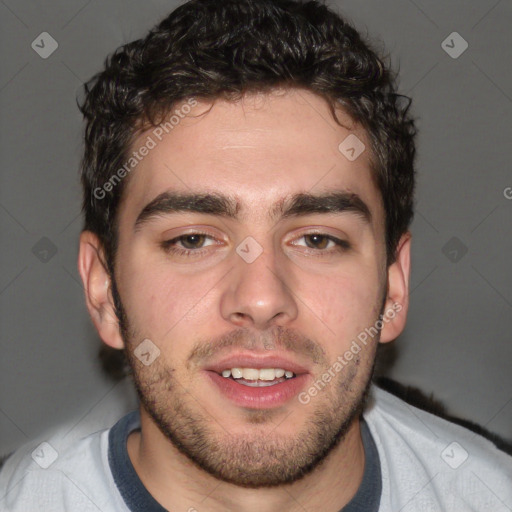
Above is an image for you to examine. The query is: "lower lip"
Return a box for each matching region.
[204,371,310,409]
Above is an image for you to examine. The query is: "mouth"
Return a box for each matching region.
[202,353,311,409]
[216,367,296,386]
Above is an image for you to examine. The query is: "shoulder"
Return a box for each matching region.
[364,384,512,511]
[0,422,126,511]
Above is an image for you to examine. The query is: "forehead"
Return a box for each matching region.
[119,89,383,226]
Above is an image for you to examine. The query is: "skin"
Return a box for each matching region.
[78,88,410,512]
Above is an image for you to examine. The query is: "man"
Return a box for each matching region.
[1,0,511,510]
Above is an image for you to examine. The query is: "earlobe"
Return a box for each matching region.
[379,232,411,344]
[78,231,125,349]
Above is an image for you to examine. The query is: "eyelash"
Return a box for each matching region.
[160,232,350,257]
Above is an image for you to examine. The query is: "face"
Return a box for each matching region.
[85,89,408,487]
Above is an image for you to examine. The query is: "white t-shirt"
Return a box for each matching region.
[1,384,511,511]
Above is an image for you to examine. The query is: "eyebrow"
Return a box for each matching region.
[134,190,372,230]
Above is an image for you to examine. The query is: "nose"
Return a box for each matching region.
[220,242,299,330]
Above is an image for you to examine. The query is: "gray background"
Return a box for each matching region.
[1,0,511,456]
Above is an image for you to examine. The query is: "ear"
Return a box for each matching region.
[78,231,125,349]
[379,232,411,343]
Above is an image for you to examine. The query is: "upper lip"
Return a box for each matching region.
[203,352,311,375]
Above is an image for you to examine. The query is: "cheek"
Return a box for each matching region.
[118,256,222,342]
[297,266,383,346]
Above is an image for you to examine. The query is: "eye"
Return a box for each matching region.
[175,234,212,249]
[291,233,350,253]
[302,234,335,250]
[161,232,217,256]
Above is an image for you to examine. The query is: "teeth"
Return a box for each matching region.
[231,368,243,378]
[242,368,260,380]
[237,379,281,387]
[258,368,276,381]
[220,368,295,380]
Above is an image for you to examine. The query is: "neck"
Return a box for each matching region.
[127,409,366,512]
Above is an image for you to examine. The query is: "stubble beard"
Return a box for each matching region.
[112,277,379,488]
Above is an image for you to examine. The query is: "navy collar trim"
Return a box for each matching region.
[108,411,381,512]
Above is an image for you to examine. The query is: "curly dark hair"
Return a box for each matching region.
[79,0,417,276]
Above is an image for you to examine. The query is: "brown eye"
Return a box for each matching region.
[161,232,217,255]
[290,233,350,254]
[304,234,331,249]
[179,234,207,249]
